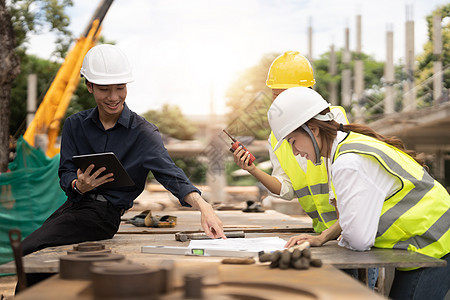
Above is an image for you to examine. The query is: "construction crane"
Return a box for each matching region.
[23,0,114,157]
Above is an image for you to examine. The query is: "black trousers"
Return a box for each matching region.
[21,198,122,256]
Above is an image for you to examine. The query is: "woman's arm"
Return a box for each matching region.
[233,145,282,194]
[285,220,342,247]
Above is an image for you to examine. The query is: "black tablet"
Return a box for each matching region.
[72,152,135,188]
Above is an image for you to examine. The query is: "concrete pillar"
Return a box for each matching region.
[434,149,445,186]
[355,15,362,54]
[209,81,215,118]
[206,83,227,205]
[27,74,37,128]
[384,27,395,114]
[341,27,352,108]
[206,125,227,205]
[353,15,364,122]
[34,134,49,153]
[329,44,337,105]
[403,5,416,112]
[433,14,443,105]
[28,74,49,153]
[308,17,313,62]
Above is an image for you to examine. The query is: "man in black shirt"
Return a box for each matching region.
[22,44,226,255]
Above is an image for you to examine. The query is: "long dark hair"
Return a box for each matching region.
[297,108,426,167]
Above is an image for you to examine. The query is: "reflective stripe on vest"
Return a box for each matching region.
[295,182,328,198]
[334,132,450,259]
[270,134,337,233]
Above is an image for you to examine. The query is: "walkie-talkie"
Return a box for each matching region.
[223,130,256,166]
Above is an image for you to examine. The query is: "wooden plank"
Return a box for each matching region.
[118,209,314,234]
[13,264,385,300]
[218,264,386,300]
[312,240,447,269]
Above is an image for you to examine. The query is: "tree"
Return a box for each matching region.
[313,50,385,120]
[11,37,116,140]
[0,0,73,172]
[224,53,277,139]
[9,54,60,137]
[8,0,73,59]
[313,51,384,103]
[0,0,21,172]
[142,104,198,140]
[9,57,97,139]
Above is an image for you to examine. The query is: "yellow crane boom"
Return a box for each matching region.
[23,0,114,157]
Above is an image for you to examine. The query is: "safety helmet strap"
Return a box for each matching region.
[301,124,321,165]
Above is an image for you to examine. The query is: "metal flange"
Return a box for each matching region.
[90,261,162,300]
[59,252,125,280]
[67,242,111,255]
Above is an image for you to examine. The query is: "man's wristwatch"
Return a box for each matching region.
[72,179,84,195]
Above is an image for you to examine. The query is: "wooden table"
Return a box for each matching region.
[117,209,447,295]
[2,233,444,274]
[1,210,446,299]
[7,231,387,300]
[119,209,314,234]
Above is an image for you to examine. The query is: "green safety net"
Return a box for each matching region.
[0,136,66,267]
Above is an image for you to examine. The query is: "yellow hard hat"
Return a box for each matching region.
[266,51,315,89]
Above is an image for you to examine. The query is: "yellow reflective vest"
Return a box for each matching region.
[333,132,450,260]
[270,106,347,233]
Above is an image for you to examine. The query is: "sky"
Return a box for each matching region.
[26,0,449,116]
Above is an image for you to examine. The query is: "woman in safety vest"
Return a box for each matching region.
[233,51,347,244]
[234,52,378,289]
[268,86,450,299]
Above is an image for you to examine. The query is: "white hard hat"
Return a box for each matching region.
[80,44,134,85]
[268,87,334,152]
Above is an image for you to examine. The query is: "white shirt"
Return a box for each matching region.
[331,131,401,251]
[268,107,348,201]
